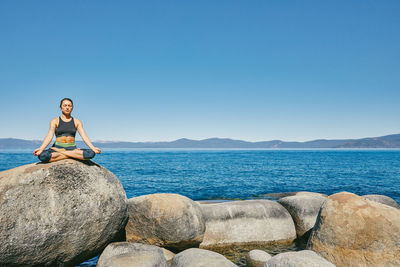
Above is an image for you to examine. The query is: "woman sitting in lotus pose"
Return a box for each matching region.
[34,98,101,162]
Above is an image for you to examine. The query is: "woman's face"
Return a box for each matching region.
[60,100,73,115]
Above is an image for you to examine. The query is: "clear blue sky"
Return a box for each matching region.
[1,1,399,142]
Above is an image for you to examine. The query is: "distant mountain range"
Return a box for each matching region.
[1,134,400,149]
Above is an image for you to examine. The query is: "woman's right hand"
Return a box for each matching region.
[92,147,101,154]
[33,148,43,156]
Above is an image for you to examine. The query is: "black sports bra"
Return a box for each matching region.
[55,117,77,138]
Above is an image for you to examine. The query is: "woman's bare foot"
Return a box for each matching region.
[51,147,65,153]
[53,149,85,160]
[49,152,69,162]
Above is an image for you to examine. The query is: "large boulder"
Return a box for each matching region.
[307,192,400,266]
[245,249,271,267]
[97,242,168,267]
[199,200,296,249]
[362,194,400,209]
[0,159,128,266]
[265,250,335,267]
[278,194,327,237]
[125,193,205,250]
[171,248,237,267]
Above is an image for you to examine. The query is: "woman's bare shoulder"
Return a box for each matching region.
[49,117,59,128]
[73,117,82,127]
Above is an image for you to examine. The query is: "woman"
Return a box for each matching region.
[34,98,101,162]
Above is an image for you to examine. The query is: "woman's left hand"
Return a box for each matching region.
[93,147,101,154]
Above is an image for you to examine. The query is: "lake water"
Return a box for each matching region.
[1,149,400,266]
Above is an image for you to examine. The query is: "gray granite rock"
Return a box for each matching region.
[0,159,128,266]
[362,194,400,209]
[97,242,168,267]
[125,193,206,250]
[295,192,327,197]
[265,250,335,267]
[99,253,165,267]
[278,194,327,237]
[199,200,296,249]
[171,248,237,267]
[246,250,271,267]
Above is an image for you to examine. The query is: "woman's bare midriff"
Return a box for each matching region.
[56,136,75,143]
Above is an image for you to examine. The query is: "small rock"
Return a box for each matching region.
[307,192,400,266]
[199,200,296,249]
[171,248,237,267]
[265,250,335,267]
[362,194,400,209]
[125,193,205,250]
[97,242,168,267]
[278,194,327,237]
[246,249,271,267]
[162,248,176,265]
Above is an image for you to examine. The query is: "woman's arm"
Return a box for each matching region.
[33,119,56,155]
[75,119,101,154]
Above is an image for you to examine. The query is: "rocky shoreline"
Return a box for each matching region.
[1,159,399,266]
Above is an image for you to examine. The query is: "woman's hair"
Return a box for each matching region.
[60,98,73,107]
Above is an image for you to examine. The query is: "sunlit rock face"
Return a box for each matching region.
[125,193,206,251]
[0,159,128,266]
[171,248,238,267]
[199,200,296,249]
[307,192,400,267]
[278,194,327,237]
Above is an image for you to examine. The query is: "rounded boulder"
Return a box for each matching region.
[199,200,296,249]
[307,192,400,266]
[362,194,400,209]
[278,194,327,237]
[0,159,128,266]
[265,250,335,267]
[125,193,206,250]
[171,248,237,267]
[97,242,168,267]
[246,249,271,267]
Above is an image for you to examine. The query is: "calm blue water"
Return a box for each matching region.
[1,149,400,266]
[1,149,399,203]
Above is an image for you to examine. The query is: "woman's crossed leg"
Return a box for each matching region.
[39,147,95,163]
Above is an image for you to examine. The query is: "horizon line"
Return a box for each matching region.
[1,133,399,144]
